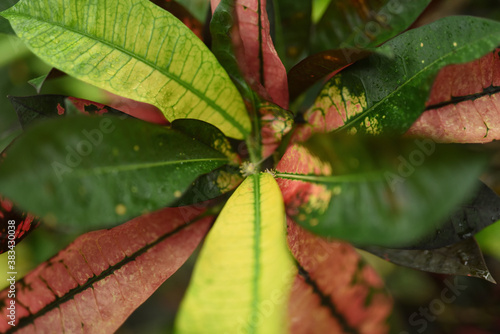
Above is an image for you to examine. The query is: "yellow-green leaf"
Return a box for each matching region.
[175,173,296,333]
[1,0,251,139]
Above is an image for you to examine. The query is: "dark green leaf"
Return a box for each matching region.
[172,119,239,161]
[0,116,228,229]
[9,95,130,130]
[276,134,488,247]
[306,16,500,135]
[363,238,496,283]
[312,0,431,52]
[171,165,242,206]
[287,48,371,101]
[210,0,253,100]
[170,119,243,206]
[274,0,312,70]
[398,182,500,249]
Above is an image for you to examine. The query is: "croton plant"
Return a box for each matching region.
[0,0,500,332]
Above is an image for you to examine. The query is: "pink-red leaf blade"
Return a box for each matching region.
[287,219,393,334]
[0,207,212,333]
[407,48,500,143]
[211,0,289,108]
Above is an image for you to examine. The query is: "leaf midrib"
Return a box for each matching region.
[4,8,247,136]
[275,171,383,183]
[335,27,500,133]
[69,157,228,176]
[249,173,261,334]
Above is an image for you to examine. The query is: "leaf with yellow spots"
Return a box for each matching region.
[175,173,296,333]
[1,0,251,139]
[276,134,488,247]
[303,16,500,137]
[0,115,228,229]
[0,206,214,332]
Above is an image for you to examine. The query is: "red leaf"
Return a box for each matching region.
[287,218,393,334]
[0,207,212,333]
[0,195,40,254]
[211,0,289,109]
[104,93,169,125]
[407,48,500,143]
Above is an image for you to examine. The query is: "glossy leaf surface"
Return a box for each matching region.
[0,207,213,332]
[305,16,500,136]
[0,116,228,228]
[287,218,392,334]
[407,48,500,143]
[1,0,251,139]
[176,173,296,333]
[276,136,487,247]
[312,0,431,52]
[364,238,496,283]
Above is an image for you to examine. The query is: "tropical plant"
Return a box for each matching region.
[0,0,499,333]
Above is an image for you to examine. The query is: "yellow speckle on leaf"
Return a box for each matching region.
[420,42,424,47]
[115,204,127,215]
[421,60,425,64]
[174,190,182,198]
[133,145,140,151]
[332,186,342,195]
[453,42,458,47]
[43,213,57,227]
[309,218,319,226]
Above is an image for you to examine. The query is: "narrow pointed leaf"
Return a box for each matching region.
[407,48,500,143]
[1,0,250,139]
[288,49,371,101]
[287,218,393,334]
[304,17,500,136]
[364,238,497,283]
[27,69,65,94]
[9,95,129,129]
[211,0,289,108]
[276,136,488,247]
[398,182,500,250]
[0,194,40,254]
[0,207,213,332]
[0,115,228,228]
[176,173,296,333]
[312,0,431,52]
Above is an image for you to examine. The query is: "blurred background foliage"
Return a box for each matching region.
[0,0,499,333]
